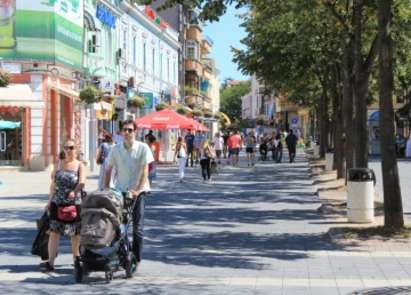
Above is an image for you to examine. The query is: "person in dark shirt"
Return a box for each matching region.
[185,130,195,167]
[144,130,156,143]
[285,129,298,163]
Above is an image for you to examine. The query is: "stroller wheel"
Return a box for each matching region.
[105,270,113,283]
[74,263,83,283]
[125,253,137,279]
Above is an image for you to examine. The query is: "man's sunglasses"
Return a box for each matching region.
[122,128,135,133]
[64,146,75,150]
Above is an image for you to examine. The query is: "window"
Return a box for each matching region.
[143,43,147,72]
[152,48,155,74]
[122,29,127,52]
[132,36,137,65]
[167,57,170,82]
[173,60,176,83]
[160,53,163,80]
[105,27,113,64]
[88,31,97,53]
[186,40,198,59]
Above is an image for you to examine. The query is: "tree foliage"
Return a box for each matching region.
[220,81,250,122]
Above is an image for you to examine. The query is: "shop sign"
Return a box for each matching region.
[291,117,299,127]
[96,4,116,28]
[140,92,153,109]
[0,0,84,69]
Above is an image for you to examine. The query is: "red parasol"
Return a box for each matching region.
[136,108,196,130]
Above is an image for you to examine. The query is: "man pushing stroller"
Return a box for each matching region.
[104,119,154,270]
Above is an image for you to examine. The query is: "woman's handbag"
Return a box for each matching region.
[57,205,77,222]
[32,212,50,260]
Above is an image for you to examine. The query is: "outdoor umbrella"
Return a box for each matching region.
[135,108,196,130]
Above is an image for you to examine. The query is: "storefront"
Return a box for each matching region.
[0,84,44,168]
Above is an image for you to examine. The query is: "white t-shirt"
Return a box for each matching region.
[213,136,224,151]
[107,140,154,192]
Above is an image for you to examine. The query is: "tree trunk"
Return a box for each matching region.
[342,45,355,175]
[331,64,345,178]
[352,0,369,168]
[378,0,404,228]
[319,91,329,157]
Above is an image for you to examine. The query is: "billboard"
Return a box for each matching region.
[0,0,83,69]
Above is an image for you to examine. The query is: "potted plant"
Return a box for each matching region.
[203,109,213,118]
[176,104,187,115]
[155,101,168,111]
[0,69,10,87]
[184,85,199,96]
[192,108,203,117]
[127,95,145,109]
[79,85,102,104]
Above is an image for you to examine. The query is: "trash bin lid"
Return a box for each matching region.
[348,168,376,182]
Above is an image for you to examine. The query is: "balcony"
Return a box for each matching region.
[185,94,203,108]
[185,59,203,76]
[201,38,213,55]
[186,25,202,43]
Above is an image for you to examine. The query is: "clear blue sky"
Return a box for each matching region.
[203,5,249,82]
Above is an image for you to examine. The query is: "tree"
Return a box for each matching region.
[220,81,250,122]
[377,0,404,228]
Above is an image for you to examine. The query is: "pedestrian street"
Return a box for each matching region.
[1,152,411,294]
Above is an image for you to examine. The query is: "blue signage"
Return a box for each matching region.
[96,4,117,28]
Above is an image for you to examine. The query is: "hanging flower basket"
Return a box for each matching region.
[203,109,213,118]
[79,85,102,104]
[127,95,145,109]
[155,101,168,111]
[176,104,187,115]
[0,70,10,87]
[192,108,203,117]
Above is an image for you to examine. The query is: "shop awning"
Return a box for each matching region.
[94,101,113,120]
[49,85,79,98]
[0,84,44,108]
[0,120,21,129]
[217,111,231,125]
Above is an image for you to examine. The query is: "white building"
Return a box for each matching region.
[119,2,180,116]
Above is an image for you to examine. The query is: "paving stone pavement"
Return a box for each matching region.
[0,151,411,295]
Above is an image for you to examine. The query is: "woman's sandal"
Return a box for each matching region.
[39,261,54,272]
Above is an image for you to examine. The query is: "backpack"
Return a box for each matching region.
[80,191,122,249]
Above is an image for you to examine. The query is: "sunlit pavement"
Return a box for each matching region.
[1,151,411,294]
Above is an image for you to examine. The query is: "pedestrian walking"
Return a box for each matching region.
[200,140,215,182]
[104,119,154,270]
[227,130,242,166]
[174,137,187,182]
[269,131,277,161]
[213,132,224,164]
[145,135,157,185]
[259,133,268,161]
[194,131,205,165]
[245,131,257,166]
[41,139,86,272]
[274,133,283,163]
[185,130,195,167]
[222,132,229,159]
[285,129,298,163]
[96,134,114,190]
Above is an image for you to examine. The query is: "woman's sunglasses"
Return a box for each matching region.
[122,128,135,133]
[64,146,75,150]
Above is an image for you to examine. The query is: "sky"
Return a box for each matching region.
[203,5,249,82]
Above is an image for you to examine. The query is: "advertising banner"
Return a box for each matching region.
[141,92,153,110]
[0,0,83,69]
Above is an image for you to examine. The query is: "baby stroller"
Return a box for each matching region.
[74,190,138,283]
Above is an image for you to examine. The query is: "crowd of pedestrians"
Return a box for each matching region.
[37,123,301,274]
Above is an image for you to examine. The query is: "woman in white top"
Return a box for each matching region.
[174,136,188,182]
[213,132,224,164]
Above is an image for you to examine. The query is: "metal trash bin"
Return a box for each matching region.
[347,168,376,223]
